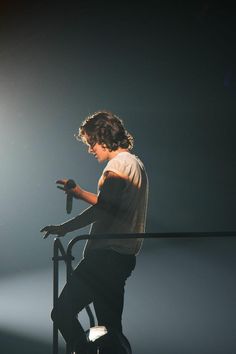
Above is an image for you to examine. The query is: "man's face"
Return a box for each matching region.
[88,142,109,163]
[84,134,109,163]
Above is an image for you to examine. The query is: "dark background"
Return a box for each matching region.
[0,1,236,353]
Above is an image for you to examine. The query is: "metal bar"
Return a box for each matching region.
[52,238,75,354]
[53,238,59,354]
[85,305,95,328]
[66,231,236,259]
[56,238,68,261]
[66,241,74,354]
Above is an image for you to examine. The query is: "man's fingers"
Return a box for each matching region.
[57,186,75,194]
[56,179,68,185]
[57,186,66,191]
[56,179,68,192]
[40,226,51,239]
[40,225,65,239]
[43,231,50,239]
[40,226,48,232]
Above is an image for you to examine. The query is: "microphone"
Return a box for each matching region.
[65,179,76,214]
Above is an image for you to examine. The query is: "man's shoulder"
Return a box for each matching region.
[112,151,142,165]
[103,152,145,182]
[107,152,141,170]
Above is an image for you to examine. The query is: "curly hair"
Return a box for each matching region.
[75,111,134,151]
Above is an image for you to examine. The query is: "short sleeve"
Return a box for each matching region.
[103,153,139,181]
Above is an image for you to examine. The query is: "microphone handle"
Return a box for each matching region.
[65,179,76,214]
[66,194,73,214]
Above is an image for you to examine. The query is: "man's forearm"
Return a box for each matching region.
[60,203,103,233]
[79,189,98,205]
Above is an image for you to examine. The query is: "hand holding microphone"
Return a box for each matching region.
[56,178,76,214]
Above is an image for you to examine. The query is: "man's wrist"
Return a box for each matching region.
[60,222,70,234]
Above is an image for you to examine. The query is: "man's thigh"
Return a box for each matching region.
[57,265,94,315]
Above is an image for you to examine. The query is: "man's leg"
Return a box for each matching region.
[51,258,94,353]
[93,251,136,353]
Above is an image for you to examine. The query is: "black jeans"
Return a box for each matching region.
[51,249,136,353]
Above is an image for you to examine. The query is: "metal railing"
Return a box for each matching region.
[52,231,236,354]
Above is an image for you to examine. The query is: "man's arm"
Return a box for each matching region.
[56,179,98,205]
[40,171,126,238]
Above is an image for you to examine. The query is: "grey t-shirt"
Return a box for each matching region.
[84,152,148,256]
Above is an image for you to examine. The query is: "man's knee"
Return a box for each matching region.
[51,302,67,323]
[51,306,63,323]
[51,307,57,322]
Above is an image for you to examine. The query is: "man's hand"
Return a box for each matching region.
[56,179,83,199]
[40,225,66,239]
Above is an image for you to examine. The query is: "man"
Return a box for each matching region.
[41,111,148,354]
